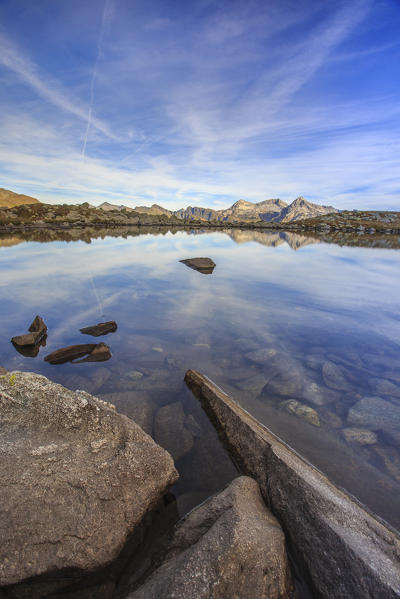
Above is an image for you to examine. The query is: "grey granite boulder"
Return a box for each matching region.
[0,371,178,587]
[128,476,294,599]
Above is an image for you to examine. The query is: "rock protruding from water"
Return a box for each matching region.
[11,315,47,355]
[0,371,178,587]
[180,257,216,274]
[185,369,400,599]
[80,321,118,337]
[128,476,293,599]
[44,342,111,364]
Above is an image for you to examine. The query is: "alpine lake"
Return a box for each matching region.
[1,226,400,534]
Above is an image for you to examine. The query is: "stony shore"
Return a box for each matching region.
[1,367,400,598]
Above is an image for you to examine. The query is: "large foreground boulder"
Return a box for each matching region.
[0,371,178,587]
[185,370,400,599]
[128,476,293,599]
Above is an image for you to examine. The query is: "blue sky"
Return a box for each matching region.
[0,0,399,210]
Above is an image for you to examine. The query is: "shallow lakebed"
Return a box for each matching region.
[1,228,400,531]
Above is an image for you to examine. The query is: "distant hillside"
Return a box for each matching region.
[0,188,40,208]
[101,196,338,223]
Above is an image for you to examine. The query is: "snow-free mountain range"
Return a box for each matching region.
[98,197,338,223]
[0,188,338,223]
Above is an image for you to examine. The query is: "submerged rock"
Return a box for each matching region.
[0,371,178,587]
[180,257,216,274]
[154,402,194,461]
[100,391,156,435]
[342,427,378,446]
[80,320,118,337]
[235,373,270,395]
[368,377,400,398]
[128,477,293,599]
[245,347,278,364]
[347,396,400,431]
[44,342,111,364]
[280,399,320,427]
[322,360,351,391]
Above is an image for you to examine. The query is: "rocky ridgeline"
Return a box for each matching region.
[99,195,338,224]
[286,209,400,234]
[0,202,182,230]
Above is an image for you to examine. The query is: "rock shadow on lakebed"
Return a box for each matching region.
[179,257,216,274]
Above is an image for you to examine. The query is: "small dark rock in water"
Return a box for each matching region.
[44,342,111,364]
[180,257,216,274]
[80,321,118,337]
[12,336,47,358]
[0,367,7,375]
[29,315,47,336]
[11,315,48,355]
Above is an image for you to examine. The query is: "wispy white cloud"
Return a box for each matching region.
[0,31,119,141]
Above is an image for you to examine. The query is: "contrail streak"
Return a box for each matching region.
[82,0,111,160]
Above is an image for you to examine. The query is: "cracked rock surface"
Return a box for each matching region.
[0,371,178,587]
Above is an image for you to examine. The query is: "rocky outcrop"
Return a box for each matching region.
[180,257,216,274]
[0,371,178,587]
[128,476,293,599]
[185,370,400,599]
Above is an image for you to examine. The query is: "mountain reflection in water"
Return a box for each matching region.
[1,228,400,534]
[1,226,400,250]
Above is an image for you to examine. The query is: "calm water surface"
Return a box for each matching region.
[1,228,400,531]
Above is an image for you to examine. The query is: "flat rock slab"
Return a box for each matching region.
[129,476,293,599]
[0,371,178,586]
[185,370,400,599]
[44,342,111,364]
[80,321,118,337]
[180,257,216,274]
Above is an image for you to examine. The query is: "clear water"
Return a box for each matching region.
[1,228,400,532]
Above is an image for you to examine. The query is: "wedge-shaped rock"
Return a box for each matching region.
[0,371,178,586]
[80,320,118,337]
[129,476,293,599]
[180,257,216,274]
